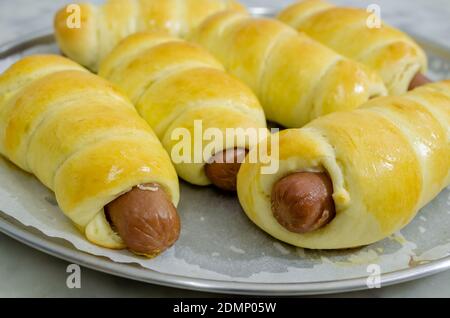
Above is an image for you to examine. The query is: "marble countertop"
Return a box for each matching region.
[0,0,449,298]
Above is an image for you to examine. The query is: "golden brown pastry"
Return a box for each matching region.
[237,81,450,249]
[191,10,387,128]
[0,55,180,257]
[54,0,245,71]
[278,0,428,95]
[98,32,267,190]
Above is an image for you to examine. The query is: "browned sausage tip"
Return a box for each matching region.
[271,172,336,234]
[409,73,432,91]
[205,148,248,192]
[105,183,180,257]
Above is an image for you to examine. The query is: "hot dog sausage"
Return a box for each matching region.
[205,148,248,192]
[409,73,432,90]
[271,172,336,233]
[270,72,431,234]
[105,183,180,257]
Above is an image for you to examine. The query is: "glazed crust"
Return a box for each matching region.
[54,0,245,71]
[278,0,428,95]
[98,32,267,186]
[0,55,179,250]
[237,81,450,249]
[191,11,387,128]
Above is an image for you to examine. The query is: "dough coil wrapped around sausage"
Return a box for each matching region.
[237,81,450,249]
[54,0,245,71]
[191,10,387,128]
[278,0,428,95]
[98,32,267,187]
[0,55,180,254]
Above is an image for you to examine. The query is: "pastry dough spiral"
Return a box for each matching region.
[98,32,267,186]
[278,0,428,95]
[191,10,387,128]
[0,55,179,249]
[54,0,245,71]
[237,81,450,249]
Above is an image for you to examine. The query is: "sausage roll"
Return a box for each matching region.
[237,81,450,249]
[98,32,267,191]
[0,55,180,257]
[54,0,245,71]
[191,10,387,128]
[278,0,428,95]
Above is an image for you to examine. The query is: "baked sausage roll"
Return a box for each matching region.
[191,11,387,128]
[98,32,267,191]
[278,0,428,95]
[54,0,245,71]
[0,55,180,257]
[237,81,450,249]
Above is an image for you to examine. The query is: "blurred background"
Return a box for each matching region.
[0,0,449,297]
[1,0,449,49]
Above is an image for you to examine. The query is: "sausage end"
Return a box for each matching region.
[409,73,432,91]
[105,183,180,257]
[205,148,248,192]
[271,172,336,234]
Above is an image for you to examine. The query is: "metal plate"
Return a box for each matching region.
[0,8,450,296]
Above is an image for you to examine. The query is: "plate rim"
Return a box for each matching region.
[2,212,450,296]
[1,21,450,296]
